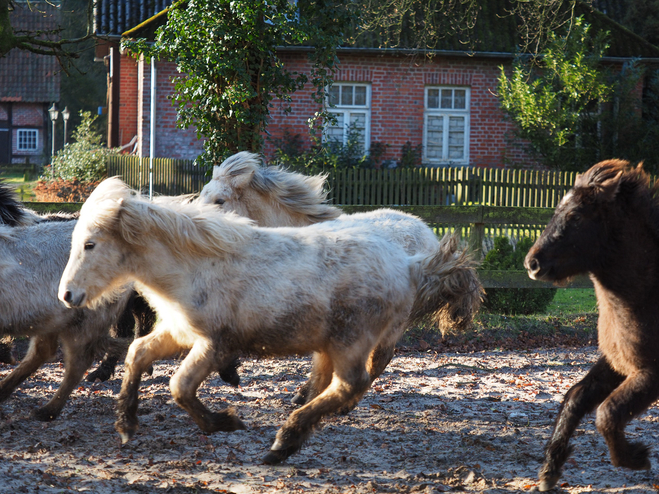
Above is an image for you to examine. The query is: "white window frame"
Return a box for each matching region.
[324,83,371,154]
[423,86,470,166]
[17,129,38,151]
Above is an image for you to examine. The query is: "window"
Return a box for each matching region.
[17,129,38,151]
[424,87,470,165]
[325,83,371,153]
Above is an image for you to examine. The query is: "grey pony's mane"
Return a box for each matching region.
[216,151,341,223]
[84,177,254,259]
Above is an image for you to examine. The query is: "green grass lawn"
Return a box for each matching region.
[0,170,37,201]
[545,288,598,315]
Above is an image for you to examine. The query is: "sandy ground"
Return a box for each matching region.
[0,346,658,494]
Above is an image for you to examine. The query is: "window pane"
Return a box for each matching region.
[448,117,465,159]
[326,112,344,143]
[341,85,353,106]
[441,89,453,109]
[354,86,367,106]
[454,89,466,109]
[18,130,38,150]
[426,116,444,159]
[349,113,366,152]
[427,89,439,109]
[328,86,340,106]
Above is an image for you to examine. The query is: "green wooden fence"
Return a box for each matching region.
[107,156,577,208]
[329,167,576,207]
[107,156,211,196]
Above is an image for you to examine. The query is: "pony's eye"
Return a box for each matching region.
[215,198,226,206]
[84,241,95,251]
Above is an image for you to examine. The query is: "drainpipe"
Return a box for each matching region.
[149,57,156,200]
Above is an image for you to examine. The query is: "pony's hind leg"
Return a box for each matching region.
[596,370,659,470]
[293,352,334,405]
[264,350,371,465]
[0,334,59,405]
[32,334,99,421]
[115,328,183,443]
[539,356,624,491]
[169,340,245,433]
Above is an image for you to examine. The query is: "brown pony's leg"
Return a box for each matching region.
[596,370,659,470]
[0,334,59,404]
[31,334,98,421]
[264,350,371,465]
[539,357,624,491]
[169,340,245,434]
[115,329,182,443]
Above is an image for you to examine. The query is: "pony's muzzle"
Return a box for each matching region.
[524,249,548,281]
[60,289,86,308]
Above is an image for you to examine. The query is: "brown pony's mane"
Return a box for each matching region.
[83,178,254,259]
[575,159,659,234]
[213,151,341,223]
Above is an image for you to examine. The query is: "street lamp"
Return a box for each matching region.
[48,103,59,157]
[62,106,70,145]
[48,103,59,178]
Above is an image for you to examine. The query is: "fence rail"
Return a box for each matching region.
[106,156,578,208]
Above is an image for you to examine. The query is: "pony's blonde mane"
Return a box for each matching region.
[83,178,254,259]
[214,151,341,223]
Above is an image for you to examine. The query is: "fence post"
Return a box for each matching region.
[468,206,485,260]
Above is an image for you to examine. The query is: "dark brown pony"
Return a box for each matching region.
[525,159,659,491]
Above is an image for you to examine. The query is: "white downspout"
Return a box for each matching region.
[149,57,156,200]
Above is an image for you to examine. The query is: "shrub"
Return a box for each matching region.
[33,179,100,203]
[481,236,557,315]
[270,126,415,173]
[35,111,116,202]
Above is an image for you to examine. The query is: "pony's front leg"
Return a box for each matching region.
[31,334,99,421]
[0,334,59,404]
[596,370,659,470]
[170,340,246,433]
[539,357,624,491]
[264,351,370,464]
[115,329,182,443]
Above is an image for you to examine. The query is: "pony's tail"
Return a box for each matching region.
[409,234,483,334]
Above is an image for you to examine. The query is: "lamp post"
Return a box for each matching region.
[48,104,59,178]
[62,106,70,145]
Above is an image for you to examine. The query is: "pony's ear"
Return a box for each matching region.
[598,170,623,202]
[230,170,255,190]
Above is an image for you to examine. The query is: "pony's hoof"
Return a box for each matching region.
[86,368,113,383]
[118,431,133,444]
[291,393,306,406]
[263,437,301,464]
[31,407,60,422]
[219,357,241,387]
[203,407,247,433]
[613,442,651,470]
[538,479,558,492]
[145,364,154,376]
[263,449,288,465]
[219,368,240,387]
[115,419,137,444]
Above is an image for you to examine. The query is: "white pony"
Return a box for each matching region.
[59,177,481,463]
[199,151,469,405]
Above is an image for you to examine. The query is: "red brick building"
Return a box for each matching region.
[93,0,659,168]
[0,2,61,166]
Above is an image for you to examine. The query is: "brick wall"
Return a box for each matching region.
[129,56,203,160]
[119,55,139,149]
[264,51,538,168]
[117,50,538,167]
[11,103,45,160]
